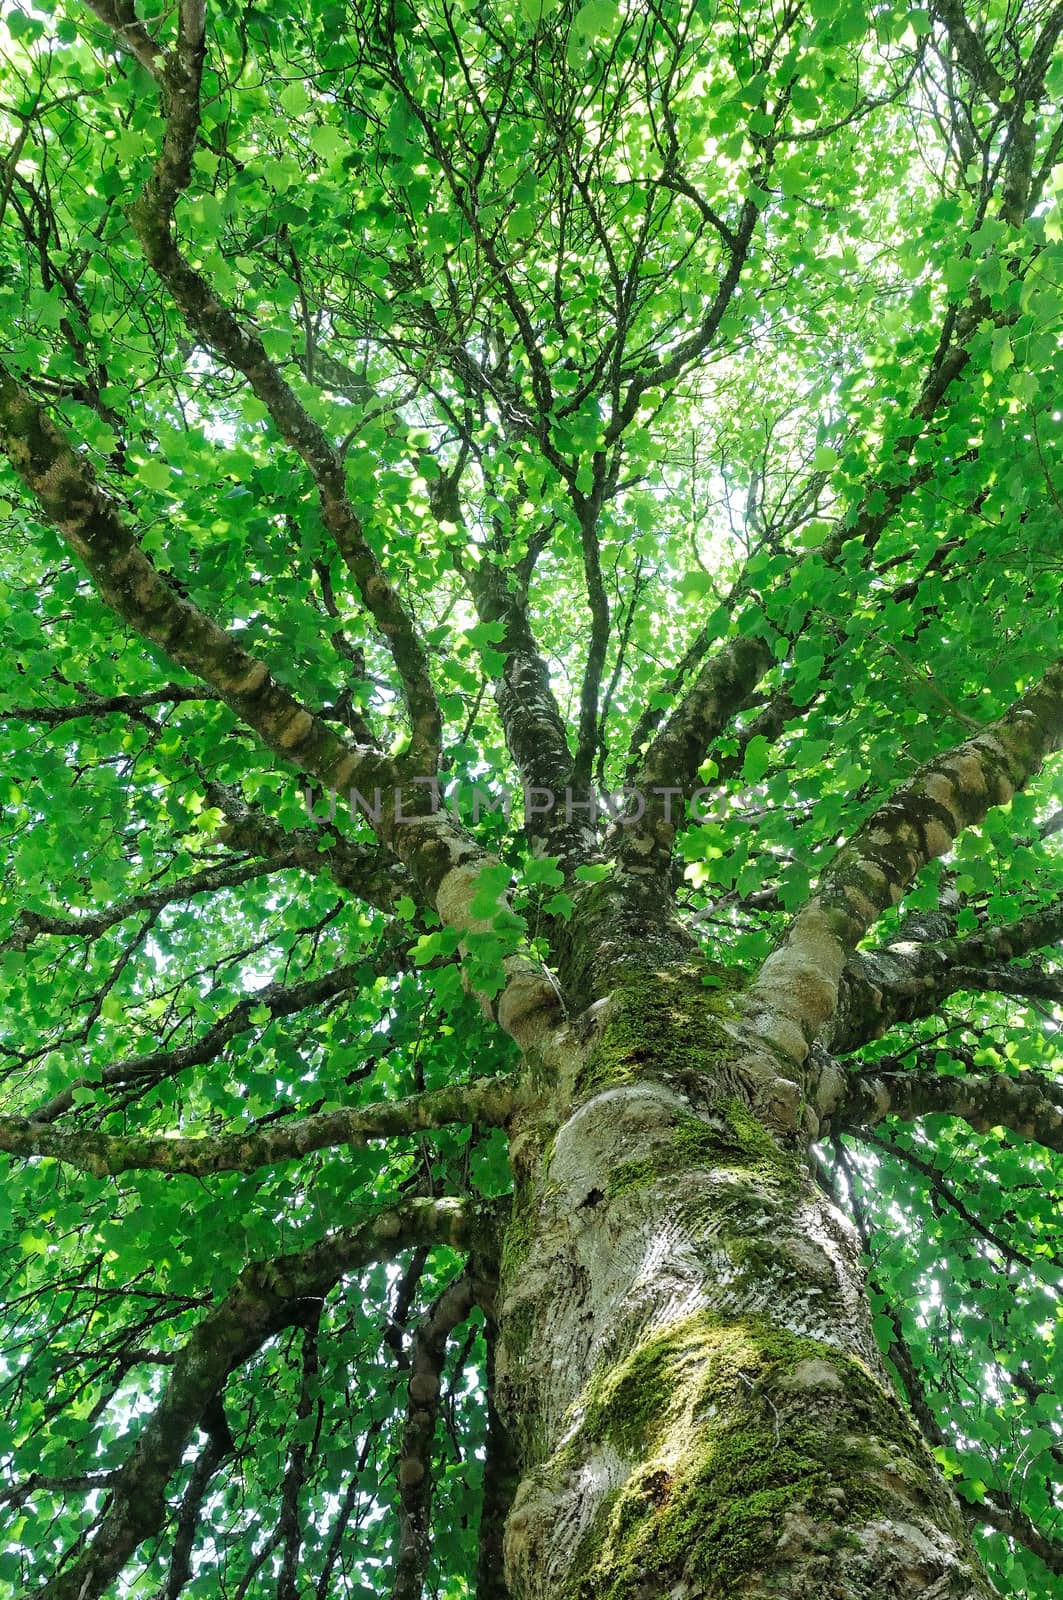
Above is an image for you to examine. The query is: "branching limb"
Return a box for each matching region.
[424,437,592,869]
[1,858,289,954]
[745,660,1063,1075]
[707,689,801,787]
[617,478,941,878]
[80,0,159,71]
[391,1272,483,1600]
[935,895,1063,967]
[475,1317,518,1600]
[933,0,1063,224]
[850,1128,1048,1272]
[0,683,216,726]
[623,459,972,815]
[571,492,612,796]
[27,949,404,1123]
[0,362,561,1048]
[813,1054,1063,1154]
[606,197,761,437]
[623,449,984,899]
[275,1308,322,1600]
[815,1138,950,1452]
[829,896,1063,1052]
[0,1075,522,1174]
[621,459,833,779]
[37,1195,504,1600]
[824,1135,1063,1574]
[932,0,1007,103]
[615,632,775,877]
[975,1488,1063,1577]
[0,358,383,800]
[623,615,727,782]
[203,780,415,915]
[109,0,442,771]
[163,1397,234,1600]
[0,1470,117,1515]
[454,540,591,868]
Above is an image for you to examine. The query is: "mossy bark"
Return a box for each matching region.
[496,961,996,1600]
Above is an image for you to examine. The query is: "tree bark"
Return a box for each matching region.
[496,955,996,1600]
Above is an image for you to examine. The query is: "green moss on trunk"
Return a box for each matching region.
[606,1102,797,1197]
[566,1312,970,1599]
[574,968,742,1101]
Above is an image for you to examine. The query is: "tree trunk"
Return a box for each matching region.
[497,957,995,1599]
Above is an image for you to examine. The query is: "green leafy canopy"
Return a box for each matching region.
[0,0,1061,1596]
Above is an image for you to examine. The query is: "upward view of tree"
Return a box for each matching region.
[2,0,1063,1595]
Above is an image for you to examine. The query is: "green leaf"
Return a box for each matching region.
[310,124,347,162]
[990,328,1014,373]
[136,457,172,491]
[741,735,772,783]
[522,854,564,887]
[872,1314,895,1351]
[411,932,443,964]
[573,0,618,38]
[469,863,513,919]
[280,82,310,115]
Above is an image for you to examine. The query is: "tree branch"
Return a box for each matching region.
[0,362,562,1048]
[475,1315,518,1600]
[976,1487,1063,1577]
[0,1075,522,1174]
[0,683,216,726]
[38,1195,503,1600]
[826,1131,1063,1574]
[275,1308,322,1600]
[815,1056,1063,1154]
[572,491,612,795]
[114,0,442,771]
[615,631,775,877]
[829,896,1063,1053]
[163,1397,233,1600]
[392,1272,483,1600]
[80,0,159,72]
[0,359,381,797]
[745,660,1063,1073]
[933,0,1007,104]
[203,780,414,916]
[26,950,403,1123]
[452,531,592,869]
[854,1127,1045,1271]
[1,857,289,954]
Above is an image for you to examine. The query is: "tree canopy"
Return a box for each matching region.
[0,0,1062,1596]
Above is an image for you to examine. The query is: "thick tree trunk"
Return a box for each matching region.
[497,961,994,1599]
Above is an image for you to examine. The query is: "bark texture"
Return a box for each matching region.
[493,952,996,1600]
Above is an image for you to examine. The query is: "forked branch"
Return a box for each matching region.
[746,661,1063,1071]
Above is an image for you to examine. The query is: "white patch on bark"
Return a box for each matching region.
[778,1357,845,1391]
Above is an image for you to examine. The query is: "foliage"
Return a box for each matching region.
[0,0,1061,1595]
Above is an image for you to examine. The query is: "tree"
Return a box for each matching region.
[0,0,1062,1594]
